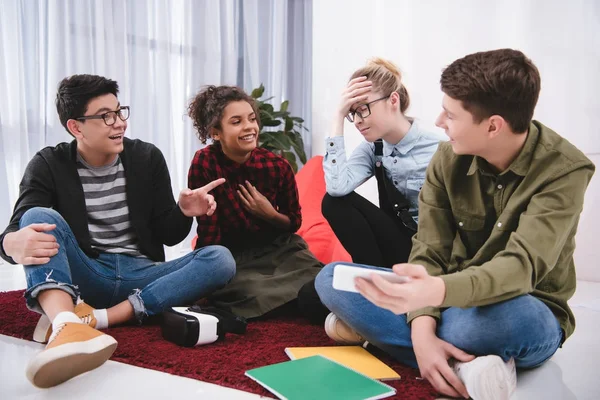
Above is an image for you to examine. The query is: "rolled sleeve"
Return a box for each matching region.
[323,138,374,196]
[407,307,441,325]
[324,136,345,155]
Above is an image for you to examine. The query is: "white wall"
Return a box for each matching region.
[312,0,600,281]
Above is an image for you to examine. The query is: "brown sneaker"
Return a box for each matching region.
[324,313,365,345]
[33,302,97,344]
[26,322,117,388]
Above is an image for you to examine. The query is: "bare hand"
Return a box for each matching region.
[179,178,226,217]
[3,224,59,265]
[412,332,474,398]
[337,76,372,120]
[355,263,446,314]
[237,180,276,220]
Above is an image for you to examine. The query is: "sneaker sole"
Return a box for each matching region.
[324,313,345,342]
[26,335,118,388]
[32,315,52,344]
[324,313,336,336]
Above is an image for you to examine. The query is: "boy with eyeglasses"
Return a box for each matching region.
[0,74,236,388]
[316,49,595,399]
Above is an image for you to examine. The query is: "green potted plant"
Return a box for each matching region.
[251,84,308,173]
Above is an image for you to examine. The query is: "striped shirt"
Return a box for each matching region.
[76,153,142,257]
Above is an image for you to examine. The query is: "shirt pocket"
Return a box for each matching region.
[406,178,425,192]
[453,211,487,258]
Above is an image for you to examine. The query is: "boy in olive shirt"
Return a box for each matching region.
[315,49,595,400]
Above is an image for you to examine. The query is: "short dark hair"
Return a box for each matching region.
[188,85,260,144]
[55,74,119,136]
[440,49,541,133]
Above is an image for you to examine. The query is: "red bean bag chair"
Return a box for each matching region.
[191,155,352,264]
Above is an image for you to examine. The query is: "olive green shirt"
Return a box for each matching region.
[407,121,595,341]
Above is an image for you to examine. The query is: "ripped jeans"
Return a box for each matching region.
[21,208,236,323]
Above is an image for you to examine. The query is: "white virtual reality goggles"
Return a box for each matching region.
[161,305,247,347]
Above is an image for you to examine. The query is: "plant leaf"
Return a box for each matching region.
[271,110,289,119]
[284,117,294,132]
[282,151,298,173]
[291,137,307,164]
[262,103,275,114]
[262,119,282,127]
[258,136,272,147]
[252,84,309,172]
[251,84,265,99]
[267,131,293,149]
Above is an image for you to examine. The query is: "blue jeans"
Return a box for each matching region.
[21,208,236,323]
[315,262,563,369]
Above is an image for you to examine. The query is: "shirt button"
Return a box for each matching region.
[497,222,503,228]
[458,222,464,227]
[497,184,503,189]
[332,159,336,164]
[393,159,397,164]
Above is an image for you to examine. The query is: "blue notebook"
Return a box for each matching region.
[245,355,396,400]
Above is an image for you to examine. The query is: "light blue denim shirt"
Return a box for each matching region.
[323,121,444,223]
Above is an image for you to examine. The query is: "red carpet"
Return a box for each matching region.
[0,290,436,399]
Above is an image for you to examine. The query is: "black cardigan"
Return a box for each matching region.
[0,138,192,264]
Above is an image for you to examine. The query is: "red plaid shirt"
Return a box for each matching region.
[188,145,302,249]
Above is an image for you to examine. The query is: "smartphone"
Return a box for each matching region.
[332,264,409,293]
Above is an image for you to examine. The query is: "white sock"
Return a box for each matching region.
[52,311,82,331]
[93,309,109,330]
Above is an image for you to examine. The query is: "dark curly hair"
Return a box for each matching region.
[188,85,260,144]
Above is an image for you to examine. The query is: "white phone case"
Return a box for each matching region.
[332,264,409,293]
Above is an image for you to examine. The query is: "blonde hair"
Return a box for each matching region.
[350,57,410,113]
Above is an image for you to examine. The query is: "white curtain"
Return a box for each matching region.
[0,0,313,247]
[311,0,600,281]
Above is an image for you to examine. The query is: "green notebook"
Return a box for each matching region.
[245,355,396,400]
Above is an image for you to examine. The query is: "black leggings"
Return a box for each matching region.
[295,192,415,325]
[322,192,414,269]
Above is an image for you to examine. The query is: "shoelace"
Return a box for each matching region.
[80,313,93,325]
[47,323,66,344]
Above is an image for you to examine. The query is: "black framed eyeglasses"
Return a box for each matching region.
[346,96,389,122]
[75,106,130,126]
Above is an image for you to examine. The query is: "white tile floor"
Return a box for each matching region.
[1,260,599,400]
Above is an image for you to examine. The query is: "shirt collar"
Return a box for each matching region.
[466,157,480,176]
[216,144,257,168]
[506,122,538,177]
[382,121,421,156]
[466,122,539,177]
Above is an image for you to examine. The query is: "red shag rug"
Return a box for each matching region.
[0,290,436,399]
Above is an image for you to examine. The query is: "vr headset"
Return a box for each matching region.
[161,305,247,347]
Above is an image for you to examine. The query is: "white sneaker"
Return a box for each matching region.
[453,355,517,400]
[324,313,365,345]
